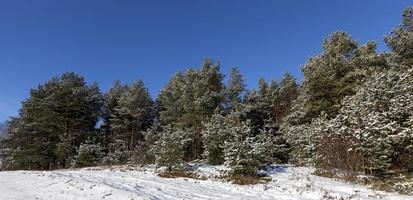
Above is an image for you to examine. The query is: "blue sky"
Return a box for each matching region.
[0,0,411,121]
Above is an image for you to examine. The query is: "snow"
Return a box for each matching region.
[0,165,411,200]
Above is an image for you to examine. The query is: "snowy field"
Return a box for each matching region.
[0,165,411,200]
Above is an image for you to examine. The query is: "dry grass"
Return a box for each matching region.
[370,181,394,193]
[317,170,413,195]
[369,172,413,195]
[158,170,272,185]
[314,169,335,178]
[227,175,272,185]
[158,170,208,180]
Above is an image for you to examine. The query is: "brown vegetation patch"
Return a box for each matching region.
[227,175,272,185]
[158,170,208,180]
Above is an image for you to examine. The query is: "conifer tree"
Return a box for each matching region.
[385,7,413,64]
[243,90,271,136]
[6,72,103,169]
[133,122,162,164]
[153,126,190,170]
[101,81,129,155]
[110,80,154,159]
[300,32,358,122]
[222,110,263,176]
[273,73,298,124]
[281,32,385,165]
[223,120,259,176]
[225,67,246,110]
[74,143,103,167]
[202,112,232,165]
[315,68,413,174]
[255,119,289,164]
[157,58,224,160]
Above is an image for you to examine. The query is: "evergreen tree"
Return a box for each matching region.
[157,58,224,160]
[132,122,162,164]
[385,7,413,64]
[153,126,190,170]
[308,9,413,175]
[315,67,413,174]
[222,110,265,176]
[101,81,129,155]
[282,32,386,165]
[243,90,271,136]
[300,32,358,122]
[273,73,298,124]
[223,120,259,176]
[110,80,154,159]
[202,112,232,165]
[225,67,246,110]
[282,117,318,165]
[74,143,103,167]
[6,72,103,169]
[255,119,289,164]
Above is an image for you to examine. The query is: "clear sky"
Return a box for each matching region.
[0,0,411,121]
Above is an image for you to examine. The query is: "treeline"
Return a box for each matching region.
[1,7,413,180]
[0,60,297,173]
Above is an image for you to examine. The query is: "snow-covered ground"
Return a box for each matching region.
[0,164,411,200]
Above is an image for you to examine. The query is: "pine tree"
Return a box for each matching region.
[222,110,264,176]
[101,81,129,155]
[312,67,413,175]
[300,32,359,122]
[225,67,246,110]
[282,119,317,165]
[6,73,103,169]
[157,58,224,160]
[281,32,386,165]
[225,137,259,176]
[110,80,154,160]
[132,122,162,164]
[74,143,103,167]
[153,126,190,170]
[385,7,413,64]
[273,73,298,124]
[243,90,271,136]
[202,112,232,165]
[255,119,289,164]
